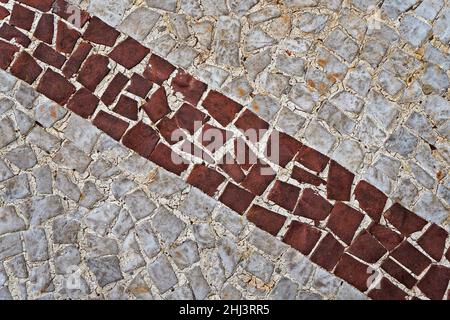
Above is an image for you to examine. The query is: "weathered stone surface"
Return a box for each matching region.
[55,171,81,201]
[88,0,132,27]
[23,228,49,262]
[147,254,178,294]
[119,7,160,41]
[124,190,157,220]
[243,252,274,283]
[83,203,121,236]
[169,240,200,269]
[186,266,210,300]
[27,126,61,153]
[0,117,16,149]
[179,187,217,220]
[0,206,25,236]
[151,206,186,245]
[1,173,31,202]
[5,145,37,170]
[87,256,123,287]
[54,246,81,274]
[53,142,91,173]
[53,217,80,244]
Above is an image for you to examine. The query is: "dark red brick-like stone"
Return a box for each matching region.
[10,3,35,31]
[52,0,90,27]
[327,202,364,245]
[62,42,92,78]
[291,166,325,186]
[234,109,269,143]
[334,254,370,292]
[93,110,129,141]
[354,180,387,222]
[56,20,80,54]
[142,86,170,123]
[127,73,152,98]
[200,124,232,153]
[174,103,207,135]
[267,181,300,212]
[241,163,276,196]
[122,122,159,158]
[33,43,66,68]
[348,230,387,263]
[368,223,403,251]
[417,224,448,261]
[311,233,345,271]
[149,143,188,176]
[157,117,185,145]
[83,16,120,47]
[384,203,427,237]
[10,52,42,84]
[77,54,110,92]
[266,131,302,167]
[17,0,54,11]
[283,221,321,255]
[34,14,54,44]
[381,258,417,289]
[0,6,9,19]
[368,278,407,300]
[202,90,243,126]
[37,69,76,105]
[293,188,333,221]
[172,70,207,106]
[417,265,450,300]
[109,37,150,69]
[234,138,258,170]
[247,205,286,236]
[327,161,354,201]
[446,247,450,262]
[66,88,99,118]
[219,182,255,214]
[296,145,329,173]
[113,95,138,121]
[0,40,19,70]
[101,73,129,106]
[0,23,31,47]
[391,241,432,276]
[219,156,246,183]
[187,164,226,196]
[143,54,175,85]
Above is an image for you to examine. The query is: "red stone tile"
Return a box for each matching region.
[93,110,129,141]
[200,124,232,153]
[267,181,301,212]
[368,278,407,300]
[157,117,185,145]
[327,161,354,201]
[348,230,387,263]
[113,95,139,121]
[17,0,54,11]
[56,20,80,54]
[66,88,99,119]
[122,122,159,158]
[142,87,170,123]
[127,73,152,98]
[417,224,448,261]
[148,143,188,176]
[187,164,226,196]
[0,6,9,20]
[219,182,255,214]
[10,3,35,31]
[334,254,370,292]
[62,42,92,78]
[83,16,120,47]
[33,43,66,68]
[202,90,243,126]
[174,103,207,135]
[368,223,403,251]
[101,73,129,106]
[241,163,276,196]
[219,155,246,184]
[293,188,333,221]
[327,202,364,245]
[234,109,269,143]
[296,145,329,173]
[266,131,302,167]
[417,265,450,300]
[34,14,54,44]
[283,221,322,255]
[247,205,287,236]
[446,247,450,262]
[0,40,19,70]
[52,0,90,27]
[384,203,427,237]
[391,241,432,276]
[37,69,76,105]
[10,52,42,84]
[0,23,31,47]
[354,180,387,222]
[234,138,258,170]
[311,233,345,271]
[172,70,207,106]
[143,54,176,85]
[77,54,110,92]
[381,258,417,289]
[109,37,150,69]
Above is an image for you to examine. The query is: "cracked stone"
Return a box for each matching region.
[0,97,14,115]
[365,91,398,131]
[83,203,121,236]
[245,50,271,81]
[111,177,137,199]
[378,70,405,96]
[261,72,291,98]
[6,254,28,278]
[324,28,359,62]
[29,262,53,296]
[111,209,134,240]
[318,102,356,135]
[26,195,64,226]
[192,223,216,248]
[135,221,160,259]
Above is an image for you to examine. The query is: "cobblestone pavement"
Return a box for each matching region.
[0,0,449,300]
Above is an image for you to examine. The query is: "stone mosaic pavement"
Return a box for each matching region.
[0,0,449,300]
